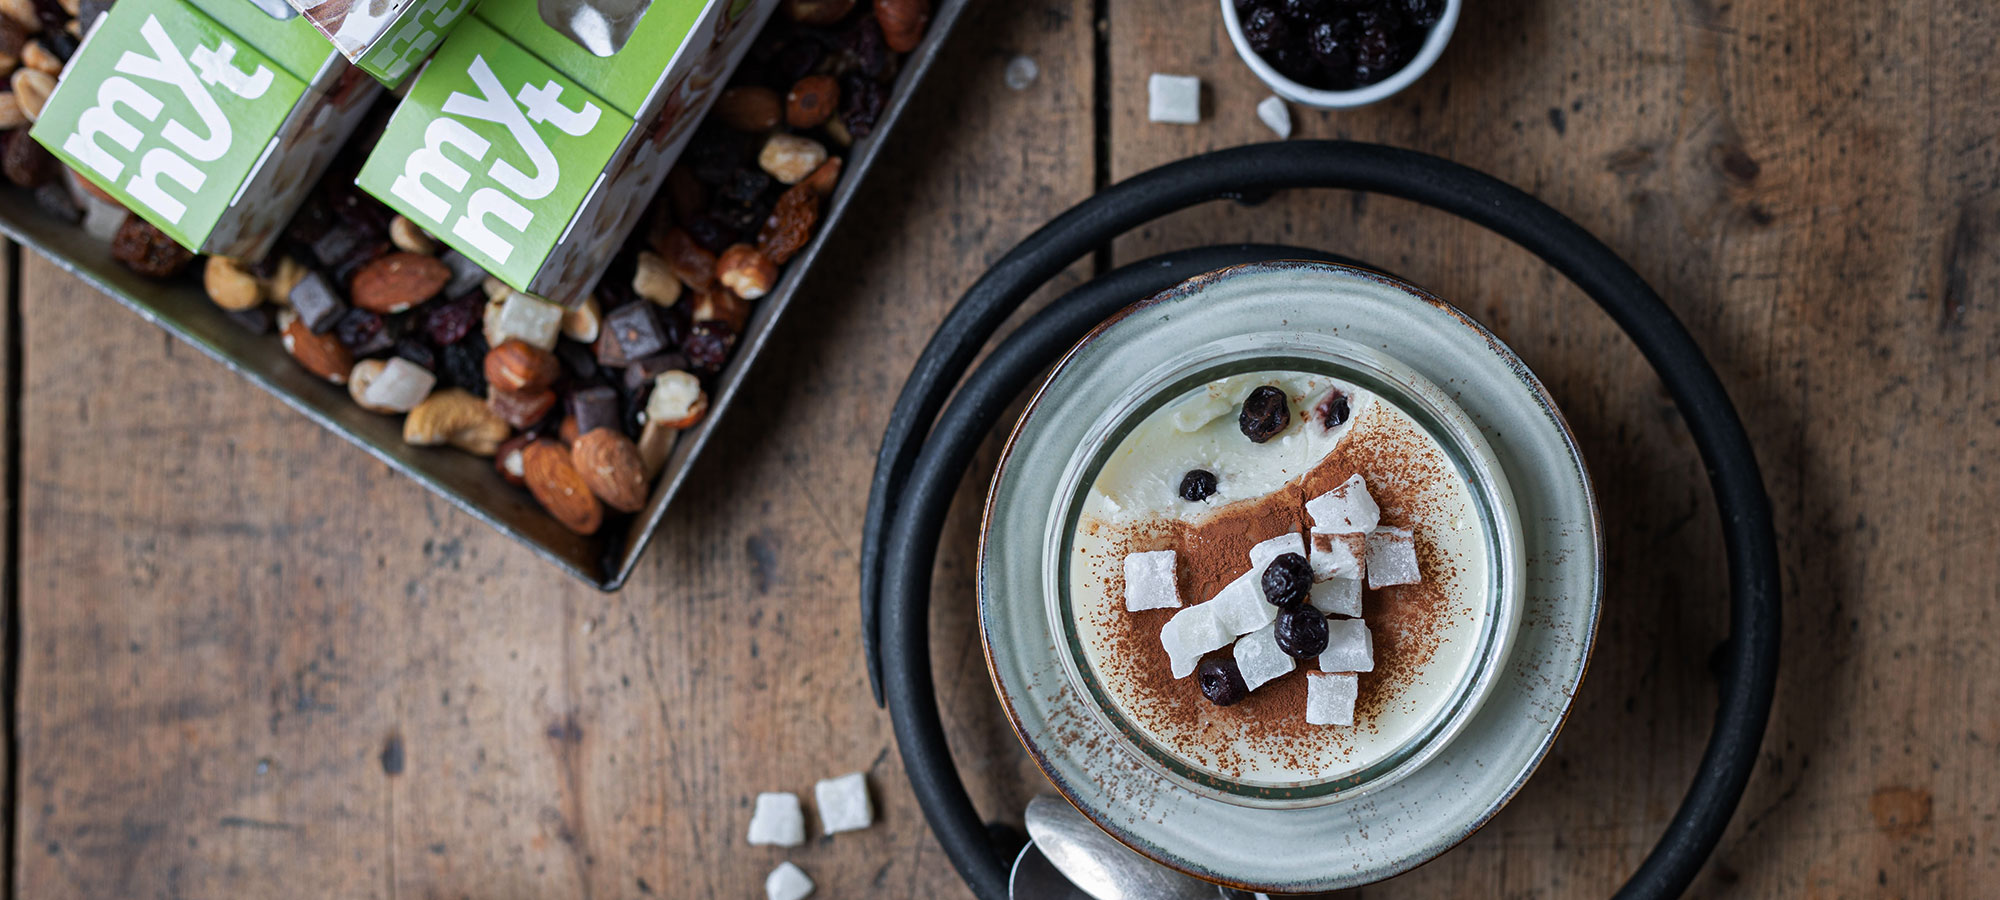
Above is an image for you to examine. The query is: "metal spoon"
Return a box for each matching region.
[1022,795,1234,900]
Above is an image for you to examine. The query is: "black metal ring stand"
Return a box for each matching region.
[863,142,1780,900]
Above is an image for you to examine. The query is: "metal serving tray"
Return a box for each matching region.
[0,0,969,590]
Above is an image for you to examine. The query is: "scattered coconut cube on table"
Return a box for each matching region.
[1309,576,1363,618]
[814,772,873,835]
[1306,671,1359,726]
[1366,526,1422,588]
[746,792,805,847]
[1148,73,1202,124]
[1257,95,1293,138]
[1307,473,1381,534]
[1161,602,1233,678]
[1320,618,1374,673]
[1233,620,1296,692]
[1123,550,1181,611]
[766,861,815,900]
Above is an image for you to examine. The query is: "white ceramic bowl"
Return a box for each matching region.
[1221,0,1461,109]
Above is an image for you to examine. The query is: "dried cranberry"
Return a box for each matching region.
[438,336,488,394]
[1238,385,1291,442]
[1179,469,1219,502]
[393,338,436,371]
[838,73,888,138]
[1198,656,1250,707]
[681,321,735,374]
[1260,553,1312,608]
[1274,607,1330,659]
[1317,389,1351,428]
[420,293,482,345]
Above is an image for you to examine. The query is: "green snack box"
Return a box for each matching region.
[357,0,775,307]
[289,0,480,87]
[32,0,381,260]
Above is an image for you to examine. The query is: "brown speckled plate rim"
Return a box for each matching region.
[978,259,1603,892]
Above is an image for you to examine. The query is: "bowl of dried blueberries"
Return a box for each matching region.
[1222,0,1458,109]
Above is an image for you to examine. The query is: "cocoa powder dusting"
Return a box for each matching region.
[1080,400,1472,779]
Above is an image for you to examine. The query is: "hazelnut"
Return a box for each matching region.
[562,293,603,343]
[801,156,843,197]
[21,39,59,74]
[389,215,437,254]
[9,67,52,122]
[785,75,838,129]
[715,244,777,301]
[484,339,561,393]
[203,256,262,311]
[757,133,828,185]
[714,85,782,132]
[633,250,683,305]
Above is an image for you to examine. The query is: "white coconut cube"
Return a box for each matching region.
[1123,550,1181,612]
[1206,571,1280,636]
[1309,532,1365,582]
[1366,526,1421,588]
[1147,73,1202,124]
[1306,672,1359,726]
[491,291,564,351]
[766,861,815,900]
[1307,473,1380,534]
[1233,621,1295,692]
[814,772,872,834]
[360,357,436,412]
[746,792,805,847]
[1319,618,1374,673]
[1248,531,1306,570]
[1309,576,1362,618]
[1161,602,1232,678]
[1256,95,1292,139]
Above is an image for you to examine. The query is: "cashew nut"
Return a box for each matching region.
[403,388,511,456]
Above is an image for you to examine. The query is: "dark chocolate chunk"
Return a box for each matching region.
[288,270,348,334]
[605,301,668,359]
[568,385,622,436]
[554,339,599,382]
[594,325,632,369]
[438,249,488,299]
[225,305,275,335]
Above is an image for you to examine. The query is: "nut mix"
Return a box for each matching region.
[0,0,931,538]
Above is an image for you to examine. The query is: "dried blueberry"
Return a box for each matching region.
[1260,552,1312,608]
[1243,6,1289,54]
[1274,607,1330,659]
[438,336,488,394]
[836,17,891,80]
[1178,469,1219,502]
[1307,21,1351,69]
[1198,656,1250,707]
[392,337,436,371]
[1402,0,1443,26]
[1317,389,1351,429]
[1238,385,1291,442]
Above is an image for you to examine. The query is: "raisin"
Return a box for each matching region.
[835,17,891,79]
[1178,469,1219,502]
[838,72,888,138]
[1260,552,1312,608]
[756,183,820,264]
[1238,385,1291,442]
[1198,656,1250,707]
[110,215,195,278]
[683,213,740,254]
[1274,607,1330,659]
[719,168,773,208]
[1316,389,1351,429]
[438,336,488,394]
[420,292,482,345]
[681,321,735,374]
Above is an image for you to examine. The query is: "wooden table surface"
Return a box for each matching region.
[5,0,1998,896]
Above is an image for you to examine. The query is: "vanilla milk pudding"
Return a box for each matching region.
[1067,370,1492,786]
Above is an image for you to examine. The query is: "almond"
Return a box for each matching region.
[281,314,354,383]
[351,251,449,313]
[714,85,782,132]
[801,155,843,196]
[522,440,603,535]
[571,428,649,513]
[483,339,560,392]
[875,0,930,52]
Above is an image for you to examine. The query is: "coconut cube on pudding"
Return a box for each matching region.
[1319,619,1374,673]
[766,861,815,900]
[1306,672,1359,726]
[1161,602,1232,678]
[1147,73,1202,124]
[1307,474,1380,534]
[814,772,872,834]
[1206,571,1281,636]
[1233,621,1295,692]
[1248,531,1307,570]
[1366,526,1421,588]
[1309,532,1365,582]
[1309,576,1362,618]
[746,792,805,847]
[1123,550,1181,612]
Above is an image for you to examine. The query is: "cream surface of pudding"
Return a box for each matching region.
[1067,369,1491,786]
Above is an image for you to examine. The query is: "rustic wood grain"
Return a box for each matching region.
[2,237,13,895]
[11,0,2000,898]
[1105,0,1999,896]
[9,3,1089,899]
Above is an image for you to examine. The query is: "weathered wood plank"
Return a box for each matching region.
[2,236,13,894]
[11,2,1091,899]
[1108,0,2000,896]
